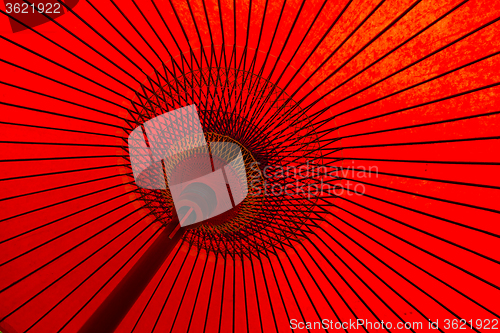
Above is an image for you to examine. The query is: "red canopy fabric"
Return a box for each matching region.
[0,0,499,332]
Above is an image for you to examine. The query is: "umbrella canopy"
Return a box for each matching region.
[0,0,499,332]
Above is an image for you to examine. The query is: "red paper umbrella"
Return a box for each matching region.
[1,1,500,332]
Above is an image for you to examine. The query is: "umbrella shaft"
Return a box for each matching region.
[78,222,184,333]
